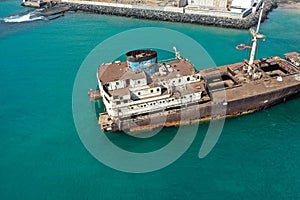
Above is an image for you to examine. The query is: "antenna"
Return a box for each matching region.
[256,2,264,33]
[248,2,266,65]
[173,46,181,59]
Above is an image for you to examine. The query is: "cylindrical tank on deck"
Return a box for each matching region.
[126,50,158,75]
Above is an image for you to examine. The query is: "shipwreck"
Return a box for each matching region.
[88,3,300,133]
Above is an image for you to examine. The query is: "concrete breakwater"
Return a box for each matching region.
[62,0,278,29]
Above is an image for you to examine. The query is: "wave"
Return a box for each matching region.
[3,9,45,23]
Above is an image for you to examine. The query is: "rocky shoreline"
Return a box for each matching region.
[62,0,278,29]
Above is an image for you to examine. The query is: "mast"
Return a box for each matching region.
[249,2,266,65]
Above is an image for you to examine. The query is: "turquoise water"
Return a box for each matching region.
[1,1,300,199]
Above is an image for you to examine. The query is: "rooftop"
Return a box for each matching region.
[98,58,196,84]
[98,62,146,83]
[151,59,196,80]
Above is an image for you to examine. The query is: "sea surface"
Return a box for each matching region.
[0,1,300,199]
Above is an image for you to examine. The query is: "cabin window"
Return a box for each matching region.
[138,92,141,95]
[157,88,160,92]
[197,76,200,79]
[187,77,190,81]
[137,80,141,84]
[150,89,153,93]
[116,101,120,105]
[178,79,181,83]
[116,81,119,85]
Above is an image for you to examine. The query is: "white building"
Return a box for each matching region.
[230,0,263,13]
[187,0,228,9]
[231,0,254,9]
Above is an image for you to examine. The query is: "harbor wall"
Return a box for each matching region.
[61,0,278,29]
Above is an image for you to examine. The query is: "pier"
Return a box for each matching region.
[40,4,70,17]
[20,0,278,28]
[60,0,278,29]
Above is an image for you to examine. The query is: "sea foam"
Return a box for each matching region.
[4,9,45,23]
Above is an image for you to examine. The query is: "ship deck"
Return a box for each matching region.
[201,54,300,103]
[94,52,300,132]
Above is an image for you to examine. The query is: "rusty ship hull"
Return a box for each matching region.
[89,51,300,133]
[105,81,300,133]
